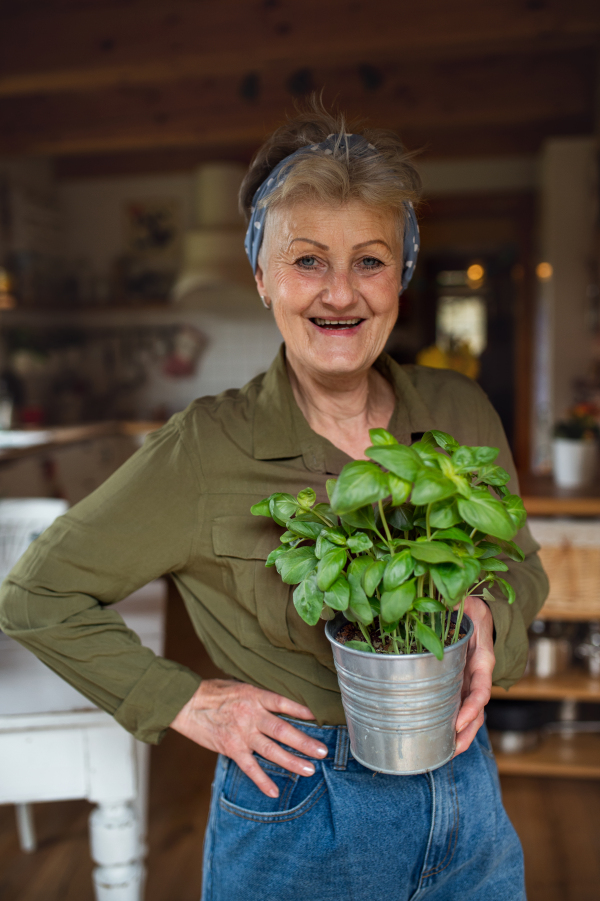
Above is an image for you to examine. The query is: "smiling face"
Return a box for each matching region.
[255,200,403,382]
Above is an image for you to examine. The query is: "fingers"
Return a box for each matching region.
[258,689,316,721]
[454,710,484,757]
[250,734,320,778]
[456,666,492,733]
[235,752,281,798]
[261,712,328,760]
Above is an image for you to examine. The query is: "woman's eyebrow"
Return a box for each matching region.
[353,239,391,251]
[288,238,329,249]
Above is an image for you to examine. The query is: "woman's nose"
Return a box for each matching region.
[323,270,356,308]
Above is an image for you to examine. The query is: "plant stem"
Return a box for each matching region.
[359,623,375,651]
[469,527,477,539]
[426,503,432,540]
[453,596,466,644]
[377,499,394,548]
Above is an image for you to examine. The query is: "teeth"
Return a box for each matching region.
[314,318,362,327]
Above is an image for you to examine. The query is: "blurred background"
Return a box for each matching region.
[0,3,599,900]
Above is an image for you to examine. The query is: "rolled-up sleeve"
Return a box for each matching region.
[0,417,203,743]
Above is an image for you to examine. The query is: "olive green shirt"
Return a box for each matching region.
[0,347,548,744]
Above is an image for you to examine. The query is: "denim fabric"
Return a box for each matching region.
[201,720,525,901]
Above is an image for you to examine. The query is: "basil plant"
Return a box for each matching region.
[251,429,526,660]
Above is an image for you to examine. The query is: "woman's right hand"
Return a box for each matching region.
[169,678,329,797]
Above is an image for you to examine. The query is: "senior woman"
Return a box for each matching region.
[0,107,547,901]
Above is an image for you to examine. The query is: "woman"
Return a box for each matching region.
[0,106,548,900]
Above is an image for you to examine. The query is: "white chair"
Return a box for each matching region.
[0,498,166,901]
[0,498,70,853]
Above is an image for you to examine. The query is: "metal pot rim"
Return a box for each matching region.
[325,612,474,658]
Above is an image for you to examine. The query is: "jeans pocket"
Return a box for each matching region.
[218,757,326,823]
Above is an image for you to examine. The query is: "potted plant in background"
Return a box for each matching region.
[552,403,599,489]
[252,428,527,774]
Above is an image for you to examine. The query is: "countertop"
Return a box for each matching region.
[0,422,163,463]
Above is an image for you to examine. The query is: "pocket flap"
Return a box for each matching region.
[212,515,282,561]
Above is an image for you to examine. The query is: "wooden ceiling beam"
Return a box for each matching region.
[0,0,599,98]
[0,49,593,158]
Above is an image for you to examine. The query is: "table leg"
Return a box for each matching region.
[89,802,145,901]
[15,803,37,852]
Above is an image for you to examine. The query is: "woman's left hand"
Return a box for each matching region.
[454,595,495,757]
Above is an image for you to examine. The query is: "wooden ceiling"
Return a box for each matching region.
[1,0,599,175]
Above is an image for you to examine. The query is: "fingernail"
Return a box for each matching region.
[302,764,315,775]
[268,787,279,798]
[315,747,328,757]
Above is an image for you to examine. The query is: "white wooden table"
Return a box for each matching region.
[0,580,167,901]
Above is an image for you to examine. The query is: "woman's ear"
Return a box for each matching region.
[254,262,266,297]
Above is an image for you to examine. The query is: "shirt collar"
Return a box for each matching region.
[253,344,434,472]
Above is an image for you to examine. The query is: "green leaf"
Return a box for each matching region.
[286,519,323,540]
[430,558,481,602]
[428,497,461,529]
[383,549,415,590]
[293,573,324,625]
[380,578,416,621]
[387,505,414,530]
[347,558,374,624]
[324,575,351,611]
[320,604,336,621]
[326,479,337,502]
[345,640,375,653]
[453,445,499,471]
[330,461,390,515]
[269,492,300,526]
[275,546,318,584]
[346,532,373,553]
[411,616,444,660]
[250,497,272,517]
[361,559,386,597]
[406,541,463,566]
[411,470,457,505]
[316,547,347,591]
[503,494,527,531]
[365,444,423,481]
[388,472,412,506]
[431,527,473,544]
[457,492,517,540]
[477,540,502,558]
[319,527,347,546]
[341,504,378,532]
[368,428,398,446]
[315,535,336,559]
[313,503,337,526]
[411,439,441,465]
[482,587,496,603]
[496,538,525,563]
[429,430,460,452]
[280,530,299,545]
[296,487,316,509]
[477,464,510,486]
[496,576,516,604]
[480,558,509,572]
[265,545,288,567]
[413,597,446,613]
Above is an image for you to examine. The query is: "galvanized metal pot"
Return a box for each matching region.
[325,613,474,775]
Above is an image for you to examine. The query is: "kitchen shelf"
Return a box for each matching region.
[491,668,600,702]
[519,473,600,517]
[495,732,600,779]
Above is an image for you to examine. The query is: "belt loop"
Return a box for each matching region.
[334,726,350,770]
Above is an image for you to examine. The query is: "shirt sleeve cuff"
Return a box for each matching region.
[113,656,202,744]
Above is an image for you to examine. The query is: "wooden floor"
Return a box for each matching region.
[1,584,599,901]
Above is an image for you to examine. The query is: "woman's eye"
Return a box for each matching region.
[296,255,320,269]
[359,256,383,270]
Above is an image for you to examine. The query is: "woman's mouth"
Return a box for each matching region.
[310,317,365,331]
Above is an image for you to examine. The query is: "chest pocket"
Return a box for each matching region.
[212,514,295,651]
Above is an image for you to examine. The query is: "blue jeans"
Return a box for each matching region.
[201,719,525,901]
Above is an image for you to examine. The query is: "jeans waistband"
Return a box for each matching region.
[280,716,351,771]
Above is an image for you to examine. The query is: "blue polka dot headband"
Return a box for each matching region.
[244,133,420,291]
